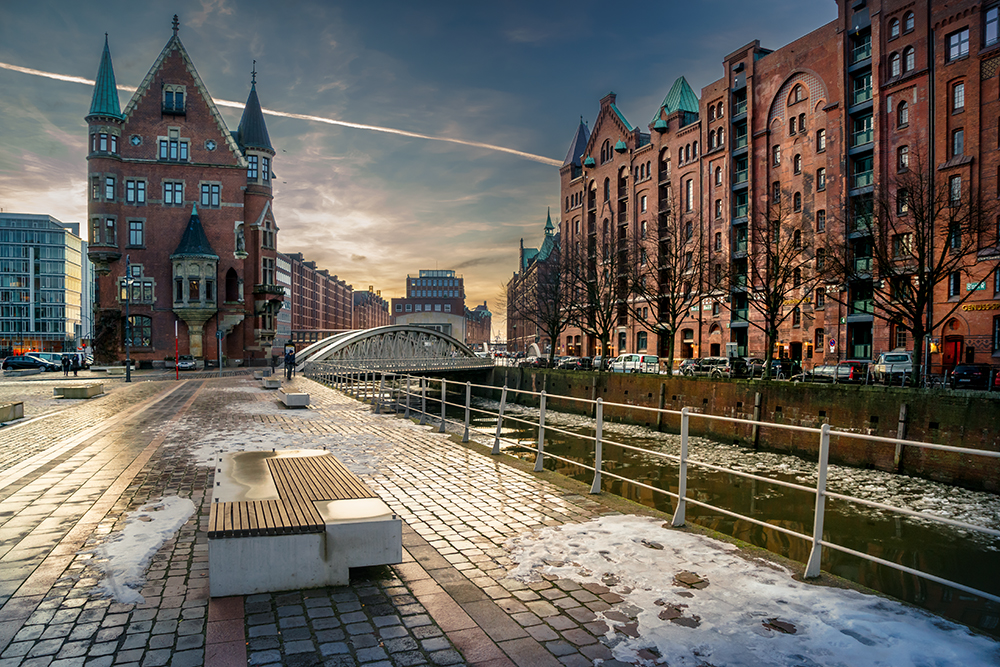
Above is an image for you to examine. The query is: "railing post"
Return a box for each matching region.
[534,390,546,472]
[404,376,411,419]
[375,374,385,414]
[492,385,507,455]
[805,423,831,578]
[463,381,471,442]
[439,379,447,433]
[671,407,689,526]
[589,398,603,494]
[419,378,427,425]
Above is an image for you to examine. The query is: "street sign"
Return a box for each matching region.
[829,338,837,351]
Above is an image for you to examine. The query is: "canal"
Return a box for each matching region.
[459,394,1000,636]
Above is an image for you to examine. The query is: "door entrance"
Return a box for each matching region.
[942,335,963,372]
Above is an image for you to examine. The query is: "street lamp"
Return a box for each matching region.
[124,254,133,383]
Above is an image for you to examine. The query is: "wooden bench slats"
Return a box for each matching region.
[209,452,380,539]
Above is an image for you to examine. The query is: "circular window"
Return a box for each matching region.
[129,135,142,146]
[205,139,217,151]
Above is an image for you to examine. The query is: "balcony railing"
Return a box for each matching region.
[732,307,748,321]
[733,274,748,288]
[733,169,748,185]
[734,203,748,218]
[733,240,747,253]
[851,39,872,64]
[851,128,873,147]
[853,257,872,273]
[850,299,874,315]
[852,86,872,106]
[852,170,874,189]
[733,100,747,116]
[733,133,748,150]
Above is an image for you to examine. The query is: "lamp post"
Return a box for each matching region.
[124,254,133,383]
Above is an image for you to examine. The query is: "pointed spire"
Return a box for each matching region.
[172,15,179,36]
[171,204,218,259]
[651,76,699,124]
[562,117,591,167]
[88,35,122,120]
[544,207,554,235]
[236,66,273,152]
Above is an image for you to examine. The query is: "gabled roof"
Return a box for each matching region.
[521,247,539,270]
[536,231,558,264]
[171,204,218,259]
[88,36,122,119]
[562,118,591,167]
[609,103,633,131]
[122,27,244,163]
[237,81,273,152]
[650,76,699,124]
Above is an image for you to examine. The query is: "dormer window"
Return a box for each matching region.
[163,85,186,114]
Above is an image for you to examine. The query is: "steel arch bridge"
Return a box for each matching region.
[297,325,493,374]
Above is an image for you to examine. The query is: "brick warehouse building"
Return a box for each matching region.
[86,18,284,366]
[555,0,1000,373]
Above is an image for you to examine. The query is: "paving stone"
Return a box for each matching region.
[283,640,315,655]
[319,642,349,656]
[427,649,463,666]
[140,649,171,667]
[28,640,64,658]
[354,647,387,663]
[315,628,346,643]
[174,634,203,652]
[247,638,279,652]
[278,616,306,629]
[280,627,312,641]
[167,650,203,667]
[147,634,173,650]
[114,649,144,663]
[378,625,408,639]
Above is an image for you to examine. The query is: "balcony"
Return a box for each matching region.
[853,257,872,274]
[732,307,749,322]
[733,240,748,254]
[162,102,186,116]
[733,203,748,218]
[733,100,747,117]
[733,133,748,150]
[852,86,872,106]
[733,168,748,185]
[851,128,873,148]
[733,274,748,289]
[850,40,872,65]
[850,299,874,315]
[852,170,874,189]
[253,284,286,297]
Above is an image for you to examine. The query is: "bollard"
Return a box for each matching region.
[492,386,507,455]
[589,398,604,494]
[439,379,447,433]
[534,391,546,472]
[805,423,831,578]
[419,378,427,425]
[463,381,471,443]
[751,391,763,449]
[671,407,689,525]
[893,403,908,472]
[656,383,666,432]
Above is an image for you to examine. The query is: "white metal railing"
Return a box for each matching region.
[304,365,1000,604]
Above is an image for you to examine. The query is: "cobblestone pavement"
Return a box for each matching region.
[0,374,646,667]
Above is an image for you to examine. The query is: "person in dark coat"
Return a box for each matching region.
[61,354,71,376]
[71,355,80,377]
[284,350,294,380]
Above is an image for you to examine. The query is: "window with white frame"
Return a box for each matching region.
[126,179,146,204]
[128,220,144,247]
[816,129,826,152]
[953,82,965,111]
[817,168,826,191]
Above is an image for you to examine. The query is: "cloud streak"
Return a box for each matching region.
[0,60,561,166]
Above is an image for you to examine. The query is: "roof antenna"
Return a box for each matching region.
[251,60,257,85]
[172,15,179,36]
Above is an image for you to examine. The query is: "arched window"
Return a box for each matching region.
[793,192,802,212]
[715,166,723,186]
[717,102,724,118]
[897,145,909,171]
[889,18,900,38]
[709,105,716,121]
[903,46,915,72]
[794,154,802,174]
[904,11,914,32]
[898,100,909,126]
[789,84,804,105]
[816,248,826,271]
[793,268,802,287]
[646,161,651,177]
[601,140,612,163]
[127,315,152,348]
[816,129,826,151]
[693,141,698,157]
[793,230,802,249]
[603,178,610,201]
[798,113,806,131]
[890,52,901,77]
[565,196,569,211]
[790,117,797,135]
[685,144,691,162]
[717,128,724,146]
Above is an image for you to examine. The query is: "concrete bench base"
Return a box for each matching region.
[253,369,273,380]
[208,450,401,597]
[54,384,104,399]
[278,388,309,407]
[0,402,24,422]
[106,367,126,376]
[261,377,282,390]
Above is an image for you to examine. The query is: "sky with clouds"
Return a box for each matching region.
[0,0,837,331]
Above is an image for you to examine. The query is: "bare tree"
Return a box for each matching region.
[827,154,996,382]
[726,188,828,378]
[563,221,629,371]
[622,192,707,372]
[503,243,572,366]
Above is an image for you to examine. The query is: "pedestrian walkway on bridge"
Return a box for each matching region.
[0,374,996,667]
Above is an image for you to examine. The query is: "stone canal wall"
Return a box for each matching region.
[487,367,1000,493]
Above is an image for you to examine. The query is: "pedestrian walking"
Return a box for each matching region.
[61,354,70,376]
[71,355,79,377]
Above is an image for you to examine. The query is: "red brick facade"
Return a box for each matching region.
[86,25,283,365]
[555,0,1000,373]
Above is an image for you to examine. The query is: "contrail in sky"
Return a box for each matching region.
[0,61,562,167]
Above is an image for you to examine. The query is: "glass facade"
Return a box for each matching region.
[0,214,84,354]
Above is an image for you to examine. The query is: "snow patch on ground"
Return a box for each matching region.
[82,496,195,604]
[506,515,1000,667]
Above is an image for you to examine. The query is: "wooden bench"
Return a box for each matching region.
[261,377,282,390]
[0,402,24,422]
[53,383,104,399]
[207,450,401,597]
[278,388,309,407]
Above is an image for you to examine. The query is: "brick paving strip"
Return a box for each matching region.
[0,374,669,667]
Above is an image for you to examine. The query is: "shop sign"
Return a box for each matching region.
[962,302,1000,312]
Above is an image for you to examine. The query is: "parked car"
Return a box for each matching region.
[681,357,749,379]
[518,356,550,368]
[873,351,913,384]
[2,354,58,372]
[676,358,699,375]
[555,356,593,371]
[748,358,802,379]
[592,355,605,371]
[791,362,868,384]
[949,363,997,390]
[609,354,660,374]
[177,355,197,370]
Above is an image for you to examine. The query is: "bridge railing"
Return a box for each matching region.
[309,367,1000,606]
[303,357,492,374]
